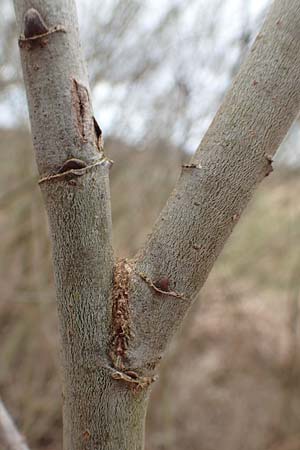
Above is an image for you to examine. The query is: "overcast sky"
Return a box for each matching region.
[8,0,300,163]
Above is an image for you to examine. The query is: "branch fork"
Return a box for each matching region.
[13,0,300,448]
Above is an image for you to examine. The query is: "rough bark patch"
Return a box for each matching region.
[110,258,133,370]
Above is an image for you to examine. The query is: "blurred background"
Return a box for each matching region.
[2,0,300,449]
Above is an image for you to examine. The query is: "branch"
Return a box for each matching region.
[125,0,300,370]
[0,399,30,450]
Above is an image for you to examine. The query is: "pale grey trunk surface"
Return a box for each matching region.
[13,1,148,449]
[13,0,300,449]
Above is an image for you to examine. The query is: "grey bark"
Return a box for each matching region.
[0,398,30,450]
[13,1,146,449]
[13,0,300,449]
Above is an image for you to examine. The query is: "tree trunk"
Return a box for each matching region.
[13,0,300,449]
[13,1,150,449]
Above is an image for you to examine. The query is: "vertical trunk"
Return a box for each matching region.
[13,1,150,448]
[41,170,150,450]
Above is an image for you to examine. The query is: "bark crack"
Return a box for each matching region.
[72,79,92,142]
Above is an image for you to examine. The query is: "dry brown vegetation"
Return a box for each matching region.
[1,129,300,450]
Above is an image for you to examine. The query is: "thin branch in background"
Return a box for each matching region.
[0,398,30,450]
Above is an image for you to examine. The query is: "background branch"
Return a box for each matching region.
[0,398,30,450]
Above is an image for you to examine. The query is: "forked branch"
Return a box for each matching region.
[13,0,300,449]
[127,0,300,370]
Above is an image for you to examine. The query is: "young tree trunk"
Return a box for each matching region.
[13,0,300,449]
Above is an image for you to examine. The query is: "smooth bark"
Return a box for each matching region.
[13,0,300,449]
[13,1,147,449]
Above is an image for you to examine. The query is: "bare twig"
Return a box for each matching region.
[0,398,30,450]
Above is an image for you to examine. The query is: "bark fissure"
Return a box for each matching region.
[72,79,94,143]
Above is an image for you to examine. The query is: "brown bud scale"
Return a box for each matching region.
[24,8,49,39]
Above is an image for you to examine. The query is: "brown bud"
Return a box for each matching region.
[265,154,274,177]
[154,277,170,292]
[93,116,104,151]
[83,430,91,441]
[57,158,87,173]
[24,8,49,39]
